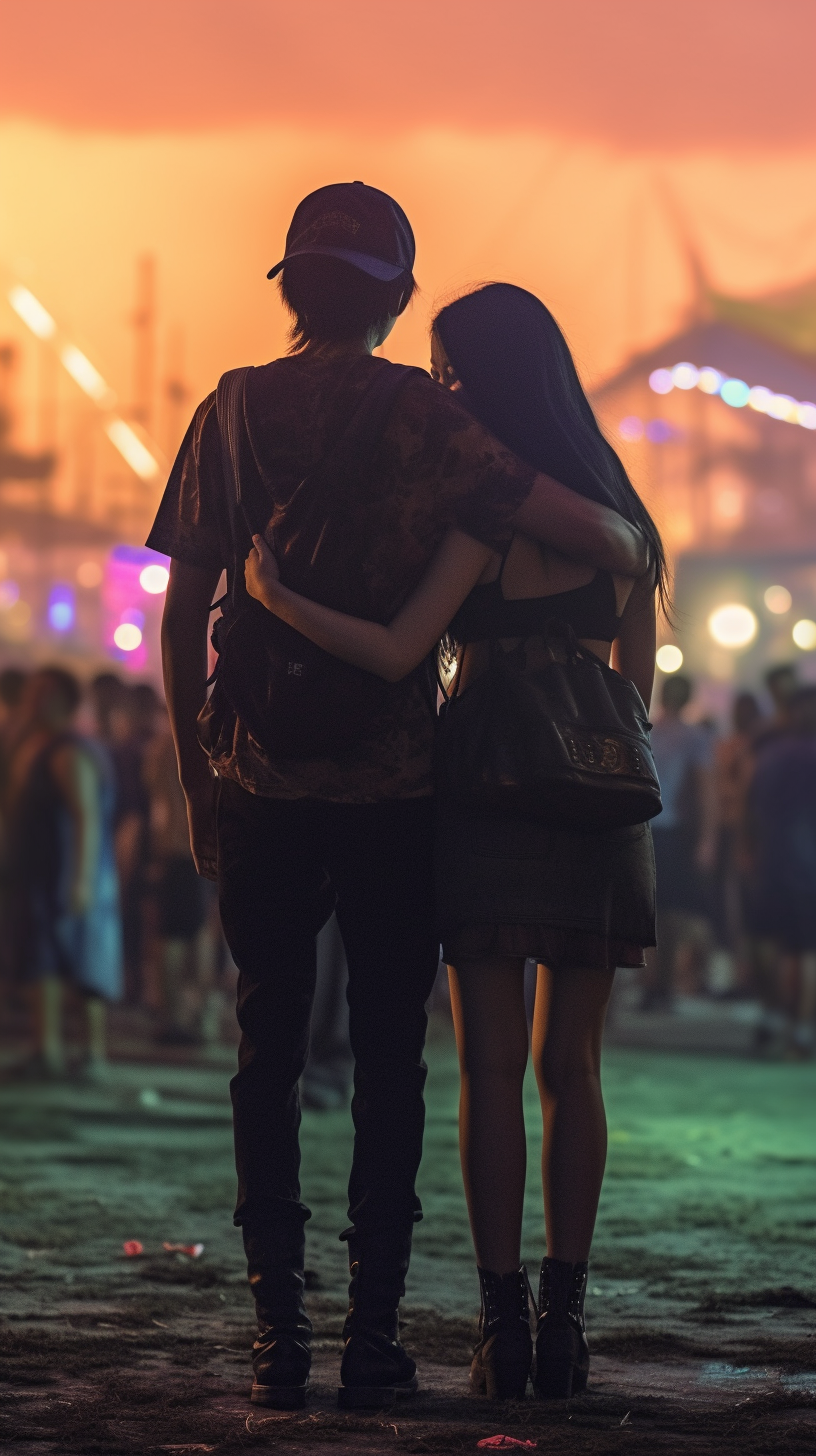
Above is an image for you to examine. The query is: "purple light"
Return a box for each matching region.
[645,419,678,444]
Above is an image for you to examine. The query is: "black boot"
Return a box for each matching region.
[470,1267,533,1400]
[533,1257,589,1399]
[243,1222,312,1408]
[337,1226,418,1408]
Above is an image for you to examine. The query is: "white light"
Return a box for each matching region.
[764,585,792,615]
[657,362,816,433]
[60,343,116,406]
[656,644,683,673]
[748,385,772,413]
[105,419,160,481]
[697,367,723,395]
[649,368,674,395]
[767,393,798,422]
[77,561,103,588]
[113,623,143,652]
[708,603,758,650]
[8,285,57,340]
[672,362,699,390]
[792,618,816,651]
[139,564,169,594]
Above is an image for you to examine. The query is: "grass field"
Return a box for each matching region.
[3,1019,816,1452]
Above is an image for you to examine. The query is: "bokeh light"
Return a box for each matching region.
[113,623,143,652]
[47,584,75,633]
[671,362,699,390]
[792,619,816,651]
[139,564,170,594]
[656,644,683,673]
[648,368,673,395]
[77,560,103,588]
[0,579,21,609]
[697,368,723,395]
[764,585,792,614]
[708,603,758,649]
[618,416,644,441]
[720,378,750,408]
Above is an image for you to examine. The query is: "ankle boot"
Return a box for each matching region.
[470,1267,533,1400]
[338,1226,418,1408]
[243,1222,312,1408]
[534,1257,589,1399]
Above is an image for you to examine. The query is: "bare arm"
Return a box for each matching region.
[245,530,493,682]
[611,571,657,710]
[161,559,224,879]
[51,744,101,915]
[512,473,649,578]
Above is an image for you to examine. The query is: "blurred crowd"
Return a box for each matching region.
[2,656,816,1076]
[642,663,816,1057]
[0,665,232,1079]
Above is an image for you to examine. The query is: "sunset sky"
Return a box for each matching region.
[1,0,815,426]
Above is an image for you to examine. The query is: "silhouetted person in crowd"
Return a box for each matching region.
[710,691,762,994]
[143,708,217,1045]
[7,668,123,1078]
[89,671,125,746]
[642,674,716,1010]
[756,663,799,749]
[748,686,816,1056]
[108,682,159,1002]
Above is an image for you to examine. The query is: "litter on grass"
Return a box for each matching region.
[122,1240,143,1257]
[477,1439,537,1450]
[163,1241,205,1257]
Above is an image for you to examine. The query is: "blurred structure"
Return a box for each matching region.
[593,272,816,703]
[0,261,182,684]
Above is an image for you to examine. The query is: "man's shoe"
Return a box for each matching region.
[337,1226,418,1408]
[243,1222,312,1408]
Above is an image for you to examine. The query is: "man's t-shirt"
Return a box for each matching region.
[147,352,537,802]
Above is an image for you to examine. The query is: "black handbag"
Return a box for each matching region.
[198,361,421,762]
[435,622,662,829]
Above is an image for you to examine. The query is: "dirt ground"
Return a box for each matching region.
[3,1016,816,1454]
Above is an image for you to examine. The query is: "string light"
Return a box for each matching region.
[649,364,816,431]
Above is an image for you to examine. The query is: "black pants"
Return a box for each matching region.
[217,778,439,1235]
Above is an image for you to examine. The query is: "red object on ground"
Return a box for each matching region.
[477,1440,537,1450]
[122,1240,144,1257]
[163,1241,205,1257]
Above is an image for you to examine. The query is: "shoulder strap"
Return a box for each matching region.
[215,365,256,539]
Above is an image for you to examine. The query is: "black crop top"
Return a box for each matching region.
[449,567,621,645]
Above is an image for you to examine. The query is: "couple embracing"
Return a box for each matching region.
[149,182,664,1409]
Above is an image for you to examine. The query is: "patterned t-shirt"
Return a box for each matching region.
[146,351,537,802]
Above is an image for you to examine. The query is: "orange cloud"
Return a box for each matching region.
[0,0,814,149]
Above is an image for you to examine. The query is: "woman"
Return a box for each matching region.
[7,667,123,1078]
[245,284,664,1400]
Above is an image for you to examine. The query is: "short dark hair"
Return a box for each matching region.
[279,254,416,350]
[661,673,692,712]
[38,666,82,717]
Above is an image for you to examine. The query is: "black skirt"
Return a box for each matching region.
[436,803,656,970]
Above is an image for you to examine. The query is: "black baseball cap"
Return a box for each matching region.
[267,181,415,284]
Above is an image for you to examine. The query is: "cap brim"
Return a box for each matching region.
[267,245,407,282]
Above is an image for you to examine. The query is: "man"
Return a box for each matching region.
[148,181,646,1409]
[641,673,717,1010]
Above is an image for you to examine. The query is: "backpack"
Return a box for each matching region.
[197,360,422,762]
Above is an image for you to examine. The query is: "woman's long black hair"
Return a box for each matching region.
[433,283,668,609]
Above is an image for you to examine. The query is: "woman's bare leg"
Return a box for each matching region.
[532,966,615,1263]
[448,957,529,1274]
